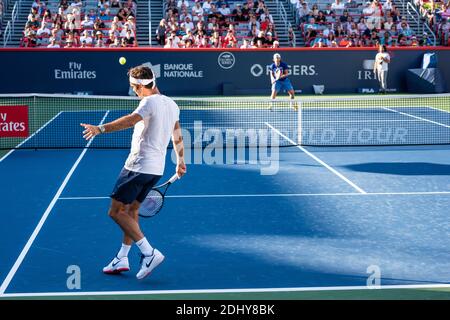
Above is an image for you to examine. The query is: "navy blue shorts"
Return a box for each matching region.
[272,78,294,93]
[110,168,162,205]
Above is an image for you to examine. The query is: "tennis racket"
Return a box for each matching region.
[271,68,282,84]
[139,173,179,218]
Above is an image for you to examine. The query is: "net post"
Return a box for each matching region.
[297,98,302,146]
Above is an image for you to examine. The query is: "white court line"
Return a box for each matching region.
[58,191,450,201]
[0,112,63,163]
[383,107,450,129]
[1,283,450,298]
[0,111,110,295]
[265,122,366,194]
[425,106,450,115]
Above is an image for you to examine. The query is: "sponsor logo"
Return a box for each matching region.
[251,64,317,77]
[142,62,204,78]
[0,105,29,137]
[357,59,376,80]
[54,62,96,79]
[217,52,236,69]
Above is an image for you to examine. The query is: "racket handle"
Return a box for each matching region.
[169,173,179,183]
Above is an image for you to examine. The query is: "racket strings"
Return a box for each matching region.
[140,189,164,217]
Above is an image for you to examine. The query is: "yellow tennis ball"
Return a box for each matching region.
[119,57,126,65]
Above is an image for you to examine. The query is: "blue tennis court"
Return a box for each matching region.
[1,102,450,298]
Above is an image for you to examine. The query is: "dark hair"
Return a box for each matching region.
[128,66,155,89]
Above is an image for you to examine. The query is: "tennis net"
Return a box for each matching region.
[0,93,449,150]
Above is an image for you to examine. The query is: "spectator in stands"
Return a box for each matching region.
[218,3,231,16]
[125,15,136,33]
[265,31,275,47]
[179,5,193,21]
[338,34,352,47]
[156,19,167,46]
[396,16,409,32]
[223,28,237,47]
[260,16,271,31]
[331,0,345,10]
[379,30,392,46]
[194,19,207,36]
[125,29,136,46]
[60,0,69,11]
[298,2,310,23]
[117,8,128,22]
[182,27,194,42]
[181,16,195,33]
[288,25,296,47]
[272,40,280,48]
[108,37,121,47]
[399,21,413,38]
[248,14,260,31]
[64,13,76,33]
[37,21,51,39]
[384,16,394,31]
[43,9,53,24]
[124,0,137,16]
[240,38,251,48]
[26,14,40,31]
[234,8,248,22]
[266,22,276,38]
[383,0,394,12]
[304,17,318,42]
[94,30,104,44]
[66,31,79,47]
[421,31,433,46]
[192,1,204,23]
[51,25,65,42]
[111,0,122,8]
[47,37,61,48]
[323,3,335,16]
[241,2,251,17]
[202,0,214,14]
[122,22,136,38]
[345,0,359,9]
[82,15,94,29]
[80,30,93,46]
[197,36,211,48]
[105,31,117,46]
[253,30,266,46]
[260,8,274,24]
[311,31,325,47]
[177,0,190,10]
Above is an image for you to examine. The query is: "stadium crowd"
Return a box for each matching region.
[292,0,444,47]
[21,0,138,47]
[157,0,280,48]
[414,0,450,45]
[17,0,450,47]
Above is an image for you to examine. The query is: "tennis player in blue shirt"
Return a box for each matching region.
[270,53,297,110]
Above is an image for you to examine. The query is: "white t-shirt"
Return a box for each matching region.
[124,94,180,175]
[375,52,390,71]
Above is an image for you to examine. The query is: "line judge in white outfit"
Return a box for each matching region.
[373,44,391,93]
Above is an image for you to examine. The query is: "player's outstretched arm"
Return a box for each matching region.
[172,120,186,178]
[80,113,143,140]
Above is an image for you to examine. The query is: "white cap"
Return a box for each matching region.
[273,53,281,60]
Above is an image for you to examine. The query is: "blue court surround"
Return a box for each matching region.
[0,109,449,295]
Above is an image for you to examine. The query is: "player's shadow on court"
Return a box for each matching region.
[344,162,450,176]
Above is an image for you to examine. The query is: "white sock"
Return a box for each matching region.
[117,244,131,259]
[136,237,154,256]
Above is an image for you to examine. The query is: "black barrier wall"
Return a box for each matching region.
[1,48,449,95]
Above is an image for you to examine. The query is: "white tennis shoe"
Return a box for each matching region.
[136,249,165,280]
[103,256,130,274]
